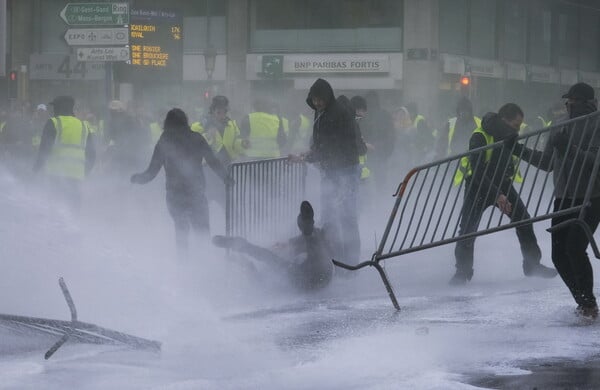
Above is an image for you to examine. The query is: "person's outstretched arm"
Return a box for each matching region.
[131,139,163,184]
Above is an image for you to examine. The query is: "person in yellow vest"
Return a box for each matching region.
[239,98,288,159]
[438,97,481,158]
[406,102,436,161]
[197,96,245,166]
[348,96,371,182]
[451,103,557,285]
[287,112,312,155]
[33,96,96,210]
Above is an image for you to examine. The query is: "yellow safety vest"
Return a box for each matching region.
[191,119,243,160]
[45,116,88,180]
[414,114,439,139]
[537,116,550,128]
[453,127,523,186]
[0,121,5,133]
[289,114,312,154]
[359,154,370,180]
[246,112,288,158]
[447,116,481,155]
[150,122,162,144]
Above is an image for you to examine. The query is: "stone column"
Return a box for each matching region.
[402,0,440,123]
[225,0,251,113]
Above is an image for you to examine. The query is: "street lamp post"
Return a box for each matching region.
[204,46,217,81]
[204,46,217,101]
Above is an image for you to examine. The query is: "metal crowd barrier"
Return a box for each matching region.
[226,157,307,244]
[334,111,600,310]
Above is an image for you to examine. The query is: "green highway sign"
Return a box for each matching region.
[60,3,129,26]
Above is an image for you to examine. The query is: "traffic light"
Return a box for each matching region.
[459,74,471,97]
[8,70,18,99]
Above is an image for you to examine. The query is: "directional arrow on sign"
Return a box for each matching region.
[76,47,130,62]
[64,27,129,46]
[60,3,129,26]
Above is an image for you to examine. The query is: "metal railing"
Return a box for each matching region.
[226,157,307,244]
[334,111,600,310]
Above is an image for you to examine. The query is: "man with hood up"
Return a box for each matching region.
[451,103,557,285]
[212,201,334,291]
[513,82,600,319]
[131,108,232,257]
[289,78,362,265]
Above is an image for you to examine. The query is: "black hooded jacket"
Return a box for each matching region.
[305,79,360,170]
[466,112,519,201]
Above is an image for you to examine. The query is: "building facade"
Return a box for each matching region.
[3,0,600,126]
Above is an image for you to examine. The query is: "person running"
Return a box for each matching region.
[131,108,232,257]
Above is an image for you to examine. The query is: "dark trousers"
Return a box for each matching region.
[552,197,600,308]
[167,192,209,257]
[320,165,361,264]
[455,184,541,274]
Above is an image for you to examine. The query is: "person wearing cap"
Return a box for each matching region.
[31,104,50,148]
[513,82,600,320]
[131,108,233,258]
[212,200,334,291]
[33,96,96,209]
[191,96,244,166]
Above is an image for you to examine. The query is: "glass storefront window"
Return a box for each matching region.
[250,0,403,52]
[469,0,496,59]
[528,1,552,66]
[557,7,578,69]
[502,0,526,62]
[439,0,468,55]
[579,12,600,71]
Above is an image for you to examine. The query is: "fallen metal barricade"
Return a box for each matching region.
[0,278,161,359]
[334,111,600,310]
[226,157,307,243]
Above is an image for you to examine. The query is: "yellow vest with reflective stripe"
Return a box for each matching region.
[453,127,523,186]
[221,119,243,160]
[447,116,481,155]
[45,116,88,180]
[246,112,287,158]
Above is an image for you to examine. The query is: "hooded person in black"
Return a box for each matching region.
[513,82,600,319]
[290,78,362,265]
[451,103,557,285]
[212,201,334,291]
[131,108,232,257]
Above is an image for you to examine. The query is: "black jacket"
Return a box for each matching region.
[305,79,360,170]
[466,112,518,201]
[514,104,600,199]
[134,125,228,198]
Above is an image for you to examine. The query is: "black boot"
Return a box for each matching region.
[449,268,473,286]
[523,262,558,278]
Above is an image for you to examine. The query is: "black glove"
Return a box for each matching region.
[503,132,518,148]
[550,130,569,155]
